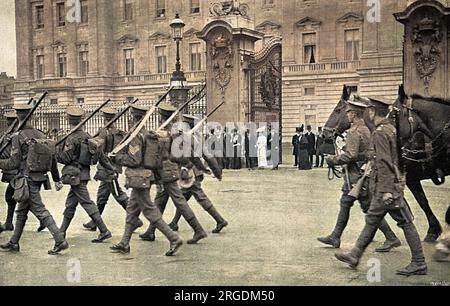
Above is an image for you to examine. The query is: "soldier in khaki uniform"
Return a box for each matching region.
[0,110,19,232]
[335,99,427,277]
[141,104,208,245]
[57,107,112,243]
[318,100,400,252]
[140,114,228,242]
[110,105,182,256]
[82,107,143,232]
[0,104,68,255]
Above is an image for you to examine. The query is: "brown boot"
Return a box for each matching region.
[186,217,207,244]
[154,219,183,256]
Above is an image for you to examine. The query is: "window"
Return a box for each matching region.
[56,2,65,27]
[80,0,88,23]
[36,5,44,29]
[124,49,135,76]
[124,0,133,21]
[50,99,58,105]
[345,29,360,61]
[156,46,167,74]
[156,0,166,18]
[189,43,202,71]
[263,0,274,6]
[57,53,67,77]
[126,97,135,103]
[304,87,315,96]
[303,33,316,64]
[190,0,200,14]
[36,55,44,79]
[79,51,89,76]
[77,98,85,105]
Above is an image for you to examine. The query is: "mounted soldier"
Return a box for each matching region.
[0,103,68,255]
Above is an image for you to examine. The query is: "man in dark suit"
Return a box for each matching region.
[315,127,325,168]
[306,125,316,167]
[292,127,301,167]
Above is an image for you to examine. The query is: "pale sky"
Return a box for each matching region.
[0,0,16,77]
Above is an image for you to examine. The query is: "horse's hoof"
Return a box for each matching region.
[424,233,439,243]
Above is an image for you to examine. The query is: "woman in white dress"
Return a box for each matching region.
[256,128,268,169]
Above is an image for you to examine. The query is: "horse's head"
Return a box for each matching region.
[392,85,432,144]
[323,85,351,139]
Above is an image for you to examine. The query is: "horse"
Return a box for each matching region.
[323,85,450,242]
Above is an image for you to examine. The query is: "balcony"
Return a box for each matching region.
[112,71,206,85]
[283,60,361,75]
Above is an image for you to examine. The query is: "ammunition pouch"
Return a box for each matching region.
[61,165,81,186]
[158,160,180,183]
[124,168,154,189]
[11,176,30,203]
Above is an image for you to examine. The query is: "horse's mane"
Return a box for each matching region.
[411,94,450,106]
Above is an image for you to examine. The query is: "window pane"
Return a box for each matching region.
[36,5,44,29]
[124,0,133,20]
[191,0,200,14]
[156,0,166,17]
[57,2,65,26]
[81,0,88,23]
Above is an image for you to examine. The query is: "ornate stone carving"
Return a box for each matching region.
[411,15,442,93]
[210,0,249,17]
[211,31,234,97]
[259,64,279,109]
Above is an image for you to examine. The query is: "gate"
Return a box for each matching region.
[249,37,283,161]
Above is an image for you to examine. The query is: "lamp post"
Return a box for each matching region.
[169,13,190,110]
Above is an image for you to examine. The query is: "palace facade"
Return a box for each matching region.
[14,0,447,141]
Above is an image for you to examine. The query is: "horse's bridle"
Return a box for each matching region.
[392,97,450,164]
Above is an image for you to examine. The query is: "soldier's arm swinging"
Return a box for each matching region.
[0,135,22,171]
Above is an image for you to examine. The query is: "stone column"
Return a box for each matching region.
[198,15,262,124]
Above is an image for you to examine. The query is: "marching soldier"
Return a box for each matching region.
[0,104,68,255]
[82,107,143,232]
[56,106,112,243]
[110,105,182,256]
[0,110,19,232]
[335,98,427,276]
[140,114,228,241]
[318,100,401,252]
[139,103,208,245]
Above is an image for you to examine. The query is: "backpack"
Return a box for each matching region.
[27,138,56,172]
[143,132,163,170]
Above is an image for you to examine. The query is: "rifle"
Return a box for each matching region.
[348,161,372,199]
[0,98,34,145]
[56,99,111,146]
[110,87,174,156]
[187,102,224,135]
[156,85,206,132]
[93,98,139,138]
[0,92,48,156]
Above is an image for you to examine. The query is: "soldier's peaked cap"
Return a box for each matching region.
[347,100,369,113]
[130,104,148,116]
[13,103,32,112]
[367,97,393,109]
[4,110,17,119]
[101,107,118,117]
[66,106,85,119]
[182,114,199,124]
[159,103,177,117]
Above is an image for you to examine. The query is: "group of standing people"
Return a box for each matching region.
[292,125,325,170]
[207,125,279,171]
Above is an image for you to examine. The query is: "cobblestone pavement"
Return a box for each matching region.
[0,165,448,286]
